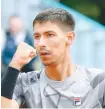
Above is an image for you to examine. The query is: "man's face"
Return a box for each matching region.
[33,21,68,66]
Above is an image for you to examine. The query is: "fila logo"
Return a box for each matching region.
[73,97,82,106]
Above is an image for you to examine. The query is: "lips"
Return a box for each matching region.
[39,52,50,56]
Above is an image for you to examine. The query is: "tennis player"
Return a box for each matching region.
[1,8,105,108]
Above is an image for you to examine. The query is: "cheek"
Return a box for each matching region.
[50,39,60,49]
[52,38,65,52]
[34,40,39,50]
[54,43,60,48]
[34,39,38,45]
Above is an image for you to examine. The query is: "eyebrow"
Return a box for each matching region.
[33,33,40,36]
[33,30,56,36]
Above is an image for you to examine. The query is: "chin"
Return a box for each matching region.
[42,61,54,66]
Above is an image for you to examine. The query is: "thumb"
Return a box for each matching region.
[29,49,37,58]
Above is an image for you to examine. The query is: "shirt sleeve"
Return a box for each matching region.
[90,70,105,108]
[97,71,105,108]
[102,79,105,108]
[12,74,25,107]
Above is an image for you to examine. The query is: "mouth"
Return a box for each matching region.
[39,52,51,56]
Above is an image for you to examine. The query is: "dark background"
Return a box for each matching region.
[60,0,105,26]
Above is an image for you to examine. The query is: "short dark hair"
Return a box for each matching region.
[33,8,75,31]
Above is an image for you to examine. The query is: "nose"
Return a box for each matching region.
[38,37,46,47]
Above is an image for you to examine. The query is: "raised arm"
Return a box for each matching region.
[1,42,36,108]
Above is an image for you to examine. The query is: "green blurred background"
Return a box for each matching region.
[60,0,105,25]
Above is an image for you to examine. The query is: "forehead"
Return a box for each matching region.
[33,21,64,34]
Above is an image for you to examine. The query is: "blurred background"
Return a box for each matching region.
[1,0,105,77]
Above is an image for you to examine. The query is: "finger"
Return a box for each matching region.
[29,49,37,57]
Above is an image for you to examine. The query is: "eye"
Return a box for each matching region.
[47,33,54,37]
[34,36,40,39]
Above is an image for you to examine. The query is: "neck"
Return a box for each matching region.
[45,51,76,81]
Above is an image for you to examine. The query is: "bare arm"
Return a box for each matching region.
[1,96,19,108]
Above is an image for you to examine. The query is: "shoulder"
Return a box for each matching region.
[5,30,11,36]
[87,68,105,89]
[81,66,105,88]
[85,67,105,80]
[16,70,42,86]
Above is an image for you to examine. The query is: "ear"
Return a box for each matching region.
[66,31,75,45]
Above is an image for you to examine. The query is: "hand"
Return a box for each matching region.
[9,42,36,70]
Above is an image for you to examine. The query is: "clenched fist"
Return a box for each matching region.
[9,42,37,70]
